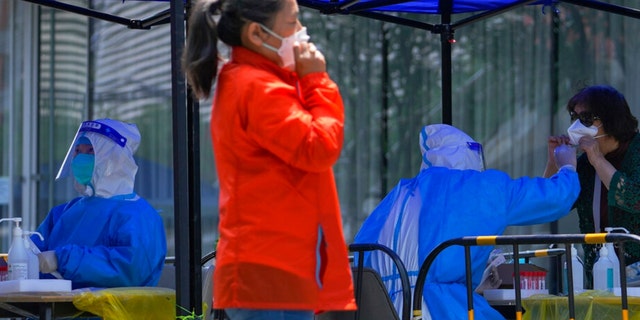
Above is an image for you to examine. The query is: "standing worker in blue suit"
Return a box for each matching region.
[32,118,167,289]
[354,124,580,320]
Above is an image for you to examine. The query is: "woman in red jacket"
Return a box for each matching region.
[182,0,356,319]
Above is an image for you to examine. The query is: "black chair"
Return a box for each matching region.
[316,243,411,320]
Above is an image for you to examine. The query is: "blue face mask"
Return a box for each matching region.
[71,153,95,185]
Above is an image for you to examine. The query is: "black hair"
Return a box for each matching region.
[181,0,284,99]
[566,85,638,142]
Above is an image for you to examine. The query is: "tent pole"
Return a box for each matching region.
[549,5,561,296]
[440,2,453,125]
[381,22,389,195]
[171,0,202,317]
[441,31,452,125]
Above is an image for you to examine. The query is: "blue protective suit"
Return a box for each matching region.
[32,119,166,289]
[354,166,580,320]
[33,195,166,289]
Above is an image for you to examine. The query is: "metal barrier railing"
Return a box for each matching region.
[503,247,566,262]
[412,233,640,320]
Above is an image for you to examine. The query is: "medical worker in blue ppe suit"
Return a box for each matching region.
[32,118,167,289]
[354,124,580,320]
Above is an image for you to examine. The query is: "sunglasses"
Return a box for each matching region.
[570,111,600,127]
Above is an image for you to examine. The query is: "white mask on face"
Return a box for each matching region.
[567,119,599,145]
[260,24,310,71]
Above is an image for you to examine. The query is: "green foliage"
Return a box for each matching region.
[176,303,208,320]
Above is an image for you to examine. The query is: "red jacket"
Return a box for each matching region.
[211,46,356,311]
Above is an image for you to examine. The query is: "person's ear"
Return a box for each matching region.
[244,22,265,47]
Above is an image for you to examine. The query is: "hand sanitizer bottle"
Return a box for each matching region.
[25,232,44,279]
[563,244,585,294]
[570,244,584,292]
[604,227,628,289]
[0,218,29,281]
[593,245,614,292]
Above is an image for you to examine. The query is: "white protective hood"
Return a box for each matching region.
[419,124,485,171]
[56,119,141,198]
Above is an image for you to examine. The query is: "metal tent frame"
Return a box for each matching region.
[297,0,640,124]
[21,0,202,317]
[18,0,640,318]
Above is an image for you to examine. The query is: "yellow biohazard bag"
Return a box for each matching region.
[522,290,640,320]
[73,287,176,320]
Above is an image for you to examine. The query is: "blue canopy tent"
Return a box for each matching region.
[17,0,640,318]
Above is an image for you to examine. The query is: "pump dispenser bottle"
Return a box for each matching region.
[0,218,29,280]
[25,232,44,279]
[604,227,628,288]
[569,244,584,292]
[593,245,614,292]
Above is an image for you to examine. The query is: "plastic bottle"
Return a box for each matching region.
[25,232,44,280]
[593,245,614,292]
[570,244,584,292]
[605,227,627,288]
[0,218,30,280]
[563,245,584,294]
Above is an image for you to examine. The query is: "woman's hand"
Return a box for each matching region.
[578,135,604,166]
[294,41,326,77]
[579,135,617,189]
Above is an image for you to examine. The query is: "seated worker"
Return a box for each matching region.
[32,118,167,289]
[354,124,580,320]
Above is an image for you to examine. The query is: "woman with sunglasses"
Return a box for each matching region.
[544,85,640,289]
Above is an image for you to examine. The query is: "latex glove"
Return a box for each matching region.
[475,264,503,294]
[554,144,577,171]
[476,250,506,294]
[37,250,58,274]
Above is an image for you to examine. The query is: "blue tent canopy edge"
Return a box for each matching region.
[298,0,551,14]
[298,0,640,17]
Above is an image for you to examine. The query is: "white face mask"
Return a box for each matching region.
[260,24,310,71]
[567,119,599,145]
